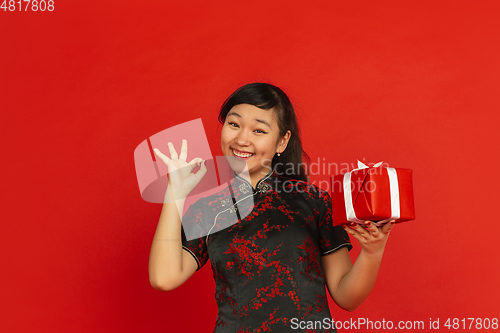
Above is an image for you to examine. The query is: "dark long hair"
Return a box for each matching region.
[218,82,310,182]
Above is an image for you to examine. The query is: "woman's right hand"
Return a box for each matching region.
[153,139,207,202]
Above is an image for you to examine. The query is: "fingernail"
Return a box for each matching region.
[364,221,371,225]
[350,222,357,227]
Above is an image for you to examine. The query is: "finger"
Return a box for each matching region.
[364,220,379,237]
[194,160,207,181]
[188,157,203,171]
[381,220,396,235]
[168,142,178,160]
[343,224,365,241]
[179,139,188,161]
[347,222,368,239]
[153,148,171,164]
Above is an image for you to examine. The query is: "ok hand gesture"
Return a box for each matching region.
[153,139,207,202]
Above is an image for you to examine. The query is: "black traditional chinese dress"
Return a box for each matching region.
[181,170,352,333]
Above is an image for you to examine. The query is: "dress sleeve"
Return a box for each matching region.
[317,189,352,255]
[181,200,209,271]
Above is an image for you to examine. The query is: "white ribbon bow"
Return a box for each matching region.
[343,160,400,226]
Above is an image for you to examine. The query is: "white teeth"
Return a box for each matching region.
[232,149,253,158]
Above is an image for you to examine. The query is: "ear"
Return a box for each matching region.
[277,130,291,154]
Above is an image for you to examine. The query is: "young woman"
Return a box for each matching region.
[149,83,395,333]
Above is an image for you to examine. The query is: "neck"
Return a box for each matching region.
[252,169,273,188]
[236,169,273,189]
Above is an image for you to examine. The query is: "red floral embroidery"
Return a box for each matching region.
[182,171,351,332]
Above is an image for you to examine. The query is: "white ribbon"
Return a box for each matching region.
[343,160,400,226]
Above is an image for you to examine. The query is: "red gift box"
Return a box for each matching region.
[331,161,415,226]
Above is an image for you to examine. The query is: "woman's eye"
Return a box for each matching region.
[228,122,238,127]
[254,129,267,134]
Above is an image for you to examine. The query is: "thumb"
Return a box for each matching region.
[381,220,396,235]
[193,160,207,181]
[188,157,203,171]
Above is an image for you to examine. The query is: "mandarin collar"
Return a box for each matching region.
[232,169,276,195]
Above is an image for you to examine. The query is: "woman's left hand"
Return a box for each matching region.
[342,220,395,257]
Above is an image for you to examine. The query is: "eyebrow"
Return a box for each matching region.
[227,111,272,128]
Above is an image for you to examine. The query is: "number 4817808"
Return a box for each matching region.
[1,0,55,11]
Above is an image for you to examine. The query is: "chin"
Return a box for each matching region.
[224,155,250,174]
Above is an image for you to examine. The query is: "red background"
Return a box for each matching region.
[2,1,500,332]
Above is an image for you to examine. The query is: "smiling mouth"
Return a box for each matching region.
[231,148,254,158]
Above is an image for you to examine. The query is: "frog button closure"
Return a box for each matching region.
[257,183,270,193]
[239,182,251,194]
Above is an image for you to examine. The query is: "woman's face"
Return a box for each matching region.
[221,103,289,180]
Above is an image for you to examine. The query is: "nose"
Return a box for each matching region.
[234,129,250,146]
